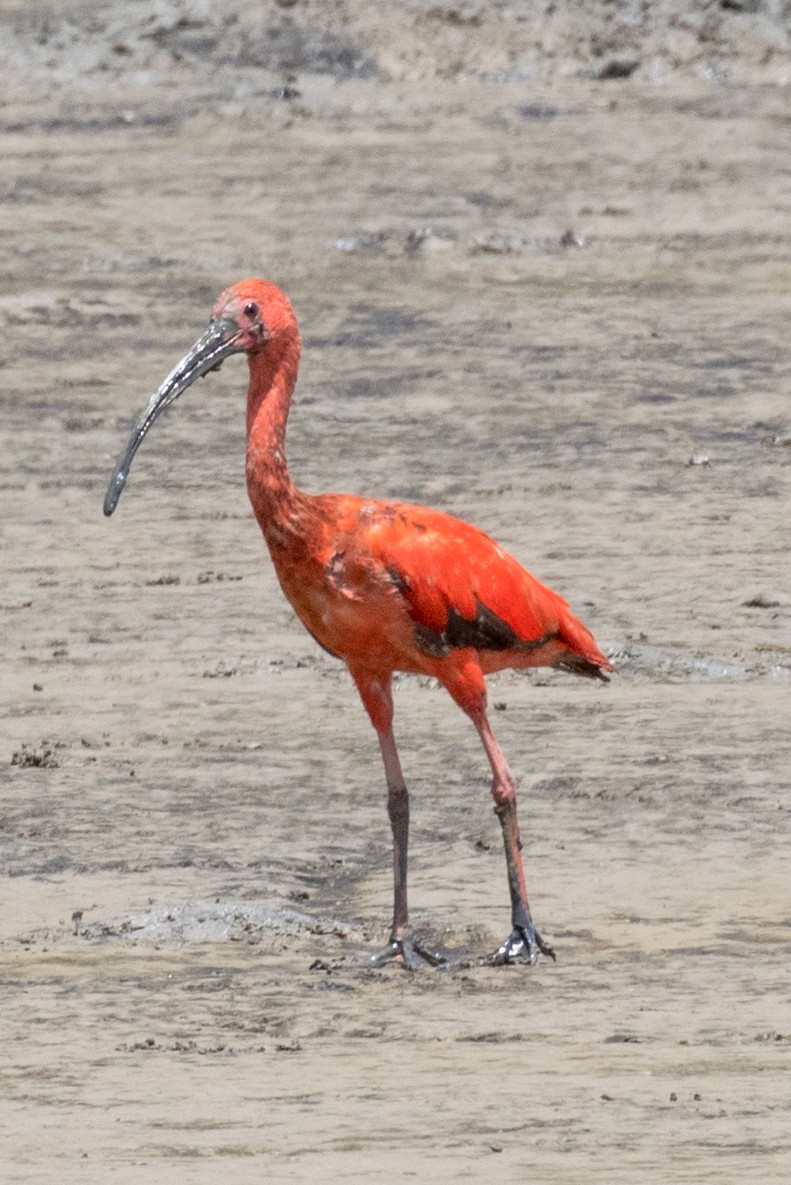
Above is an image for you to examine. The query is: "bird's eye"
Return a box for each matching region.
[243,302,259,320]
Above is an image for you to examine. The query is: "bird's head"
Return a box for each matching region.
[103,278,296,516]
[210,278,298,355]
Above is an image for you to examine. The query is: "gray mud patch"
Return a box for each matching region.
[78,899,358,946]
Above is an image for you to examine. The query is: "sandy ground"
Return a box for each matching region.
[1,3,791,1182]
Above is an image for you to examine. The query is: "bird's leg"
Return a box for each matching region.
[351,671,445,969]
[380,725,410,946]
[475,712,555,966]
[368,726,445,970]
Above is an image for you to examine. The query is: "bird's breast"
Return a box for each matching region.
[270,541,413,671]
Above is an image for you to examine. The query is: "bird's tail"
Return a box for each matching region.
[555,603,614,682]
[556,652,612,682]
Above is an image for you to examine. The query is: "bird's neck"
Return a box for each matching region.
[245,332,303,536]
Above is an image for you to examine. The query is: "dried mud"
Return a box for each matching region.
[1,3,790,1182]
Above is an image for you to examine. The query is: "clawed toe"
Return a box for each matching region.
[369,937,447,970]
[488,925,556,966]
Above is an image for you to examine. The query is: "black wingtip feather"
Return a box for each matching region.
[556,655,612,682]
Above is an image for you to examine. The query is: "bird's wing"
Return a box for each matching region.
[358,501,568,654]
[315,495,610,675]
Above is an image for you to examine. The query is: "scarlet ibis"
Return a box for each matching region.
[104,278,613,967]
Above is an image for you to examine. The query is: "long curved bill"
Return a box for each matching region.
[103,316,244,517]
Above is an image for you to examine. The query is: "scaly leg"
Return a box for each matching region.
[378,724,410,947]
[351,670,444,969]
[370,726,445,968]
[475,711,555,965]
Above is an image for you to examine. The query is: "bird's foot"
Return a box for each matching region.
[369,937,447,970]
[487,924,556,967]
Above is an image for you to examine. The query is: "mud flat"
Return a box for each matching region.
[1,3,790,1182]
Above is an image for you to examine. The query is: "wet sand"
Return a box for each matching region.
[1,3,790,1181]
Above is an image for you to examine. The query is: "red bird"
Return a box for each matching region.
[105,279,613,967]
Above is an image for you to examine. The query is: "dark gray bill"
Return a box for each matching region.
[103,317,243,516]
